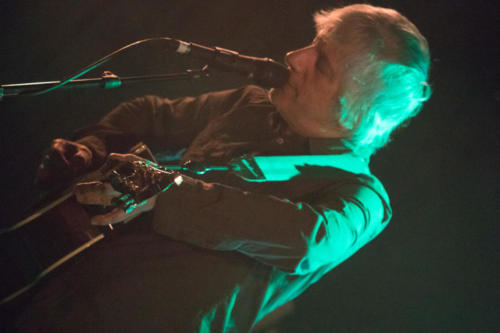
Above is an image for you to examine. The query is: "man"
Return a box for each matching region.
[14,4,430,332]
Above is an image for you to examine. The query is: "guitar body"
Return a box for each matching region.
[0,142,155,305]
[1,196,103,305]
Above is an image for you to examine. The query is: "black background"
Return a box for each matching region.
[1,1,498,332]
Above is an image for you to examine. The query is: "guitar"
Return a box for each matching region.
[1,146,365,306]
[0,142,161,306]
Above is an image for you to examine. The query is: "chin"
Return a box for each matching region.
[268,87,288,109]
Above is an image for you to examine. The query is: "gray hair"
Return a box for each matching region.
[314,4,431,154]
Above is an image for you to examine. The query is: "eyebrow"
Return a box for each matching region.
[315,39,335,78]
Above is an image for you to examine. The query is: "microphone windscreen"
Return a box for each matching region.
[252,60,289,88]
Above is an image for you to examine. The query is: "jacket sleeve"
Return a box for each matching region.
[153,173,391,275]
[74,88,246,167]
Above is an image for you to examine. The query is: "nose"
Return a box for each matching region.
[285,45,317,73]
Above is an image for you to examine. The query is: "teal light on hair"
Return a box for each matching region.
[351,62,431,148]
[314,4,431,154]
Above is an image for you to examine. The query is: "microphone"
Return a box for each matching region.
[165,38,289,88]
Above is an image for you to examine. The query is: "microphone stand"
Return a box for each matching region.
[0,66,210,100]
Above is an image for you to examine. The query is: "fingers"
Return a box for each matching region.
[52,139,74,165]
[53,139,92,171]
[108,153,146,163]
[90,196,156,226]
[90,207,127,226]
[36,139,93,187]
[75,181,121,205]
[98,153,147,176]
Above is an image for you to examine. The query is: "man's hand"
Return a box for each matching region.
[75,153,161,226]
[75,179,157,226]
[36,138,93,187]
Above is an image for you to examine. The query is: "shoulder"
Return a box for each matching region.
[320,170,392,227]
[204,85,270,107]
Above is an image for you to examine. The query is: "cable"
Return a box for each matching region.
[28,37,172,96]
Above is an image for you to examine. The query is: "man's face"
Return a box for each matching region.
[269,37,344,138]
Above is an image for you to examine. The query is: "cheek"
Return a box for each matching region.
[297,87,329,111]
[314,79,340,108]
